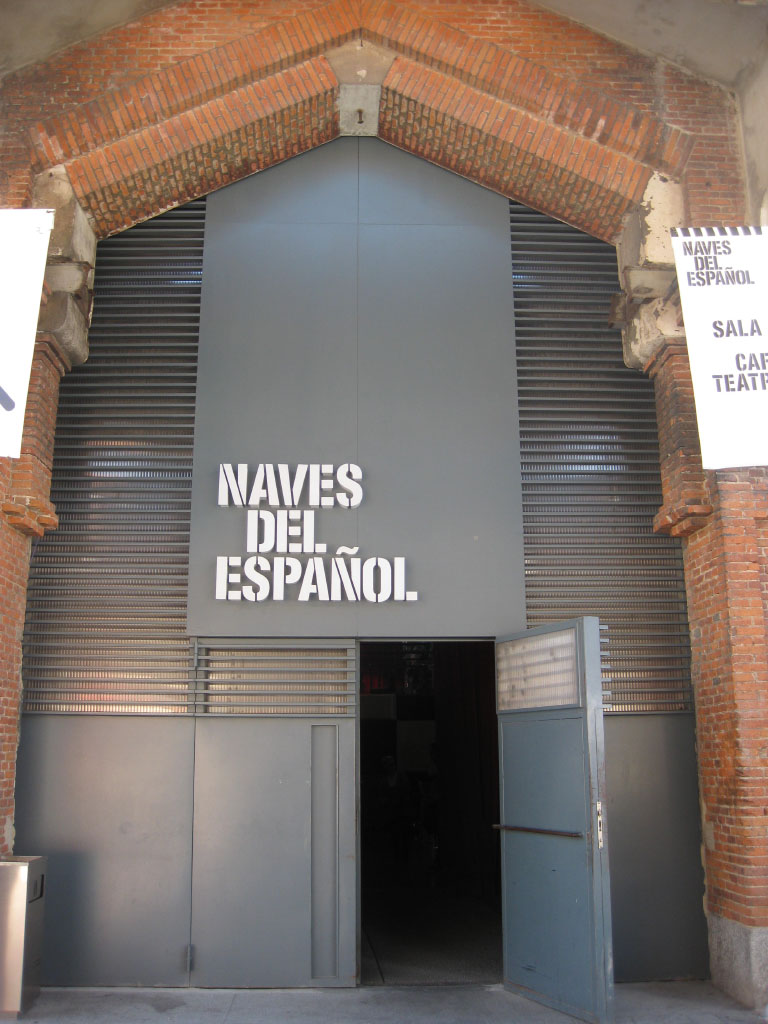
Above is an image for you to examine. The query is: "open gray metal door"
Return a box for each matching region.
[496,617,613,1023]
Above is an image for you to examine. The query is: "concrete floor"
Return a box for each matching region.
[21,983,768,1024]
[361,887,503,985]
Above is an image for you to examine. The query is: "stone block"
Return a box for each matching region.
[617,172,685,299]
[37,291,89,366]
[622,296,685,370]
[708,912,768,1014]
[31,165,97,266]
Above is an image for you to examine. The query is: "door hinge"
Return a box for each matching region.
[185,943,195,973]
[596,801,604,850]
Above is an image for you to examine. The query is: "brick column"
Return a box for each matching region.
[689,466,768,1011]
[0,476,33,853]
[645,333,768,1011]
[0,337,71,853]
[618,159,768,1002]
[646,339,713,537]
[0,170,95,854]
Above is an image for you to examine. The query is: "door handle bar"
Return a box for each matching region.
[492,823,583,839]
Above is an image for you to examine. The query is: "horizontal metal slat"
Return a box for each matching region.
[511,200,692,713]
[192,640,357,717]
[23,200,206,715]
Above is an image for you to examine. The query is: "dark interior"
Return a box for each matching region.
[360,640,502,985]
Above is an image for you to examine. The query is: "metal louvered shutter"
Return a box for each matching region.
[192,640,357,716]
[510,202,692,712]
[22,194,692,716]
[22,201,206,715]
[22,200,356,719]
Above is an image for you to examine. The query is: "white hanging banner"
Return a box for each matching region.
[670,226,768,470]
[0,208,55,459]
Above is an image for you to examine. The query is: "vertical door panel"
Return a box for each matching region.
[14,716,194,986]
[496,617,613,1023]
[190,717,356,987]
[500,714,587,832]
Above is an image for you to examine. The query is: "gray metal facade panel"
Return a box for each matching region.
[186,214,361,637]
[358,137,503,226]
[355,217,523,636]
[604,713,708,981]
[14,716,194,986]
[187,137,525,638]
[221,137,359,225]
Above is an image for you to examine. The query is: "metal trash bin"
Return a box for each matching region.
[0,856,46,1019]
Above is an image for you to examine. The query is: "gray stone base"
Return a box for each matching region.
[708,911,768,1015]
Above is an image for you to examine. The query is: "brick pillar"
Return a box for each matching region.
[0,168,95,854]
[0,475,32,853]
[646,336,768,1011]
[0,337,70,853]
[646,339,713,538]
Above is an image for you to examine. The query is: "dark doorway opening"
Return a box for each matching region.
[360,640,502,985]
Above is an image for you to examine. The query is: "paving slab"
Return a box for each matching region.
[22,983,767,1024]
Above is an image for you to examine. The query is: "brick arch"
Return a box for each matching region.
[26,0,694,243]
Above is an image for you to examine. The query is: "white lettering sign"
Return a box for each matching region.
[670,226,768,469]
[214,463,418,604]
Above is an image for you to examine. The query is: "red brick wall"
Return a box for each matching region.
[648,341,768,926]
[0,506,30,853]
[0,0,764,943]
[686,470,768,926]
[0,0,741,229]
[393,0,743,224]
